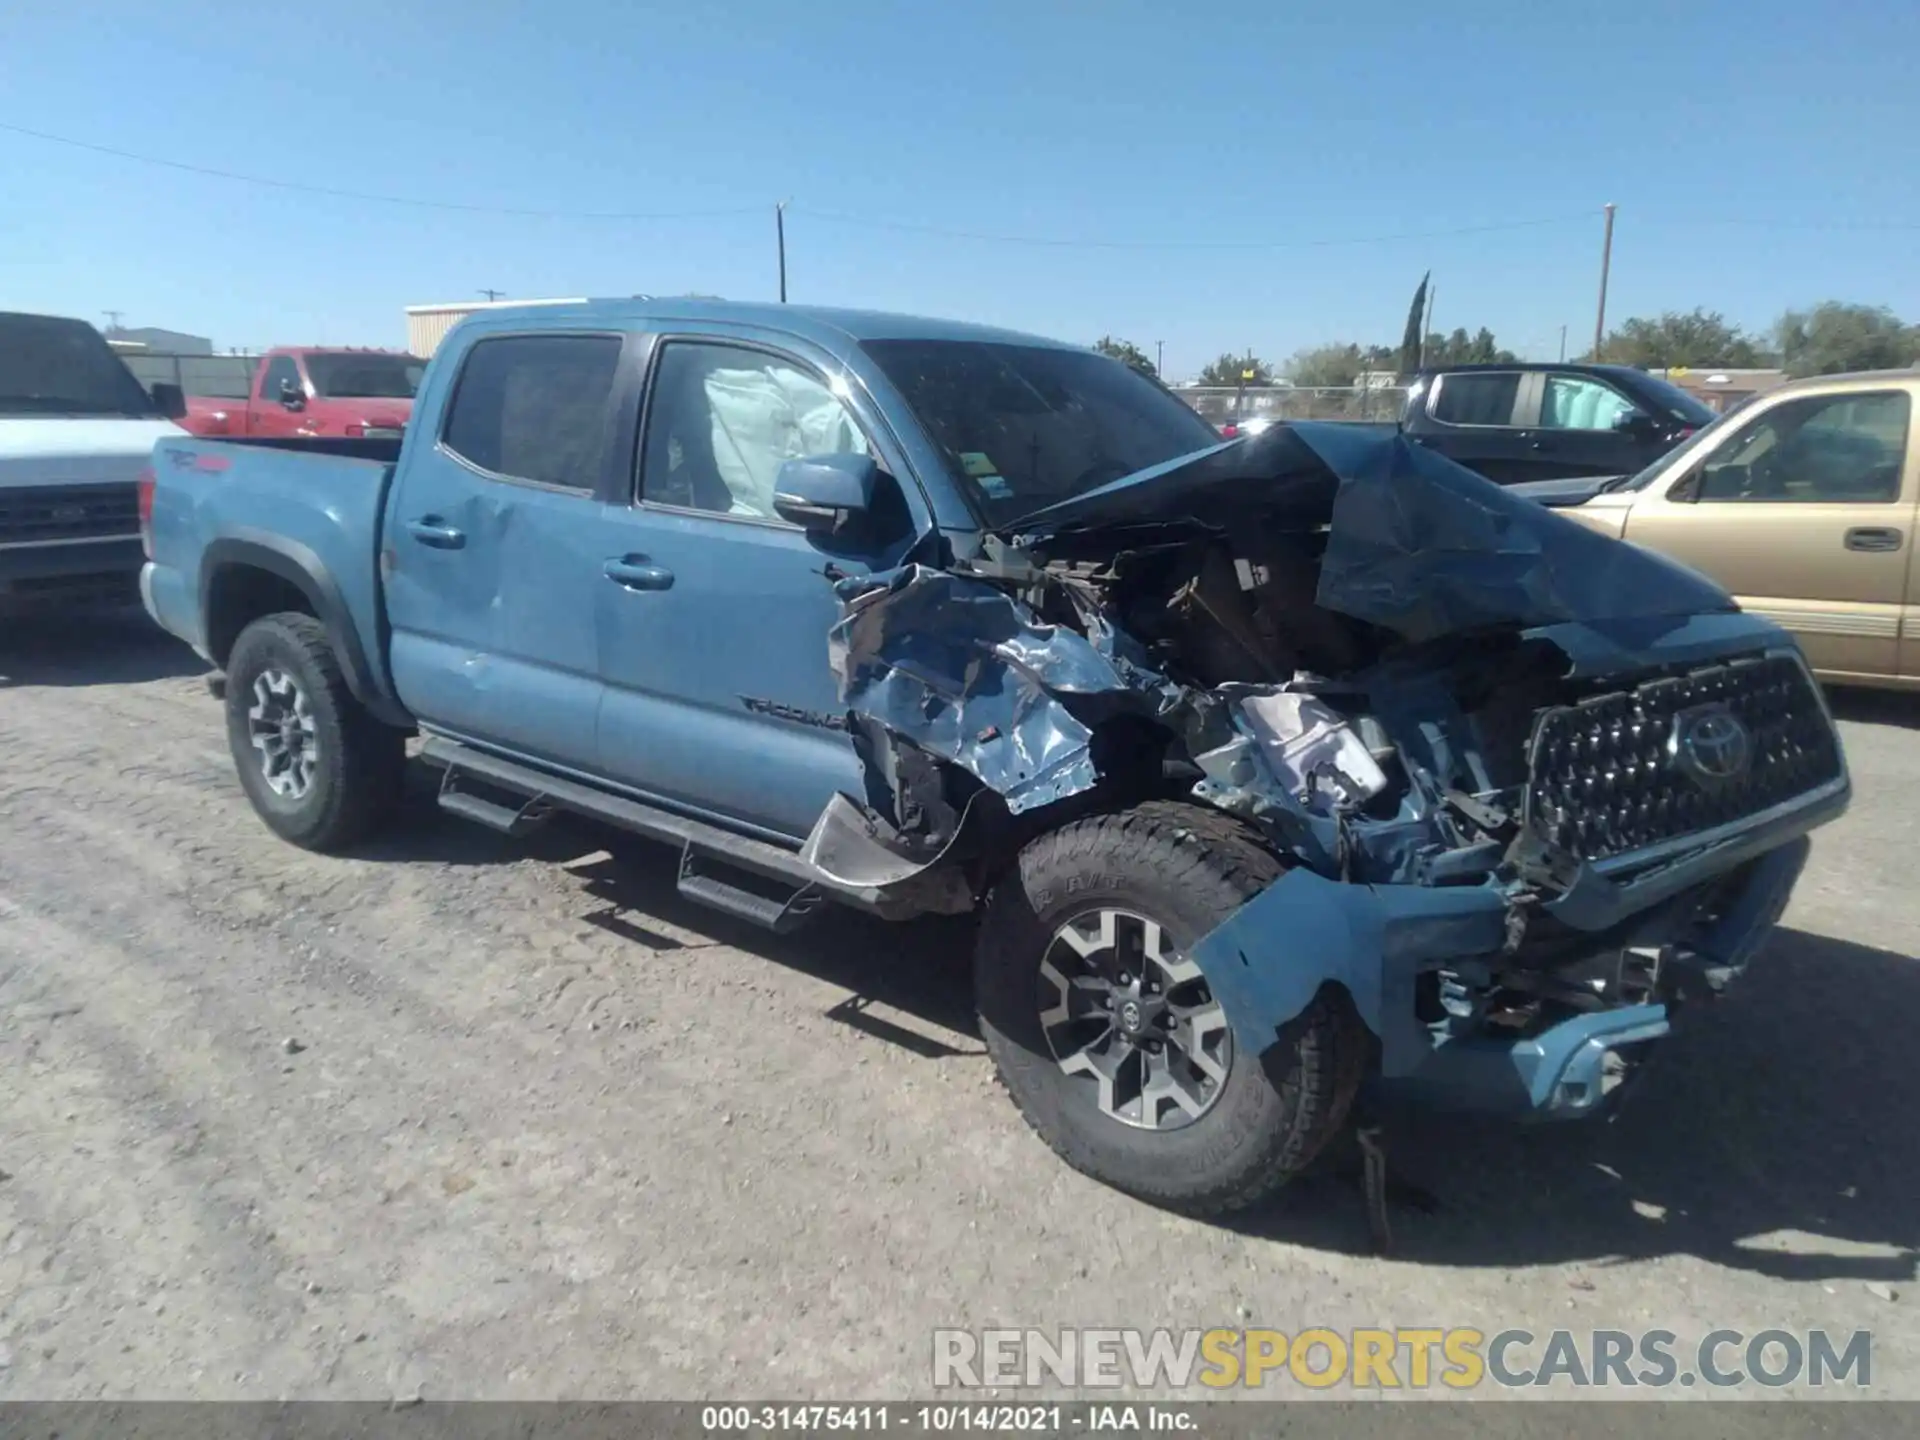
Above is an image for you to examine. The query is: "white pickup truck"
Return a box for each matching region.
[1,310,187,615]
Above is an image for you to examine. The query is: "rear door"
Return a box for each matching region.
[383,330,630,767]
[1621,386,1916,682]
[248,354,305,436]
[594,332,924,840]
[1412,369,1534,482]
[1521,371,1648,482]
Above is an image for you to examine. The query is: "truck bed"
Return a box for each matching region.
[142,434,400,713]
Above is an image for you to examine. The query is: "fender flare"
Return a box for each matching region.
[199,531,411,728]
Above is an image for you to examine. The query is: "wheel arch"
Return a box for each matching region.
[199,534,407,728]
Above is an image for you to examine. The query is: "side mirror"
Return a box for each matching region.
[279,377,305,410]
[150,382,187,421]
[773,452,879,532]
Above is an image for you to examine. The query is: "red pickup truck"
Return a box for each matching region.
[135,347,425,440]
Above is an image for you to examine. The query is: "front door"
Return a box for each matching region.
[1415,369,1534,482]
[1521,371,1648,482]
[383,330,628,768]
[249,354,306,436]
[1622,387,1916,682]
[595,336,920,841]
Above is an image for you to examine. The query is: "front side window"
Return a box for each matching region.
[640,342,869,520]
[1428,372,1519,426]
[262,355,302,401]
[441,334,622,492]
[1540,375,1636,432]
[1688,390,1909,504]
[860,339,1219,526]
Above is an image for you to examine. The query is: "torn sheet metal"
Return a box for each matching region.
[1013,421,1734,645]
[827,564,1196,815]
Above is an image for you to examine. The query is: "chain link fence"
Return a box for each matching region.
[1170,385,1409,428]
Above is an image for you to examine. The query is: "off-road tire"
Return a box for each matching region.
[975,800,1367,1214]
[224,612,405,852]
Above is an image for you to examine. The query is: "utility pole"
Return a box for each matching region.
[1559,325,1568,362]
[1155,339,1164,376]
[1418,283,1436,368]
[102,309,124,332]
[776,200,789,303]
[477,289,504,302]
[1592,202,1616,361]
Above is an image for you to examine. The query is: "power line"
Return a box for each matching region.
[787,205,1604,251]
[14,118,1920,247]
[0,120,764,221]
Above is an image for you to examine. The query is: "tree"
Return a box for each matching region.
[1284,343,1363,388]
[1398,271,1430,377]
[1198,350,1273,386]
[1092,335,1157,377]
[1775,302,1920,378]
[1420,327,1515,367]
[1602,309,1764,369]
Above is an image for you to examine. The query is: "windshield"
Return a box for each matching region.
[304,352,425,400]
[1605,403,1746,491]
[0,312,158,418]
[1627,371,1717,426]
[861,339,1221,526]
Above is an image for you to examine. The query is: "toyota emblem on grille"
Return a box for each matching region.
[1669,705,1752,786]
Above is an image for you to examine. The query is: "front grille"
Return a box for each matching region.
[0,483,140,545]
[1526,653,1842,864]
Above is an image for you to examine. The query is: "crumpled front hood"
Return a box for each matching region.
[1007,421,1734,644]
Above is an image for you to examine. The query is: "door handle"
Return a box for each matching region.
[1844,527,1904,553]
[603,556,675,591]
[405,516,466,549]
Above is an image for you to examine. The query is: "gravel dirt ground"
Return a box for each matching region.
[1,609,1916,1407]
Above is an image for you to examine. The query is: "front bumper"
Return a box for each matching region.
[0,536,142,610]
[1190,791,1834,1118]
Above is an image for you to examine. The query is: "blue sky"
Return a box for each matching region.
[3,0,1916,377]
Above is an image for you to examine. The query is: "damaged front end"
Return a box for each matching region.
[801,423,1850,1117]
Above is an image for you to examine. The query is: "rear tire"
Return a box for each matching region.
[975,800,1366,1215]
[224,612,405,852]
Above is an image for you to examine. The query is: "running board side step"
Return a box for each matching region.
[437,763,552,837]
[420,735,882,928]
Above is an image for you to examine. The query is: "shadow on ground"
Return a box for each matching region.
[370,773,1918,1277]
[1239,924,1920,1278]
[0,606,206,687]
[368,763,983,1043]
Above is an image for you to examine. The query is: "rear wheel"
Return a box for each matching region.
[975,801,1366,1214]
[224,612,405,851]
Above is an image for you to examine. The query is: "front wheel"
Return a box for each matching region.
[975,801,1366,1215]
[224,612,405,852]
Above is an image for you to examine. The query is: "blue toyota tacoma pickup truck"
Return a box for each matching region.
[141,299,1850,1214]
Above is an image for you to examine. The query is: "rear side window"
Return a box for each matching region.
[1430,372,1520,426]
[441,334,622,492]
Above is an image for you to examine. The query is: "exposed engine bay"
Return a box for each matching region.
[801,424,1848,1106]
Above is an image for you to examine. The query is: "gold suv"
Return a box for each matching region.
[1515,369,1919,690]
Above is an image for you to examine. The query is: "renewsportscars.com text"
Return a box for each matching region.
[932,1327,1873,1391]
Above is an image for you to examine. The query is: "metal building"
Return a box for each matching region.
[404,298,586,357]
